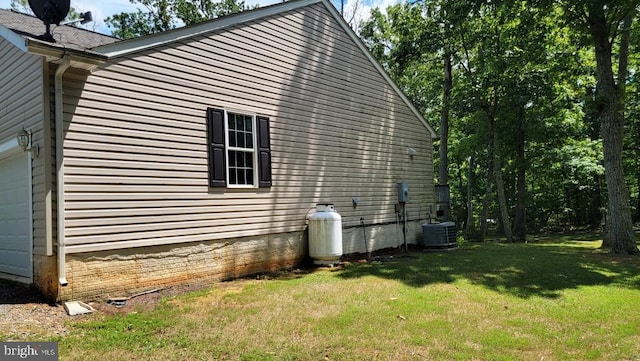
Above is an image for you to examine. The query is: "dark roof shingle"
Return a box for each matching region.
[0,8,118,50]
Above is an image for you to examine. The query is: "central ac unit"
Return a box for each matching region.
[421,222,458,250]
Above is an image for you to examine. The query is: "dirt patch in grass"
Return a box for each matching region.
[0,280,68,340]
[0,279,229,341]
[0,267,316,341]
[90,282,212,316]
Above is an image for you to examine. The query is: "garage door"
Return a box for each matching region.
[0,149,33,283]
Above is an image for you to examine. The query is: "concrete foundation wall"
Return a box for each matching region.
[56,220,426,301]
[343,219,425,254]
[33,255,57,299]
[59,231,307,301]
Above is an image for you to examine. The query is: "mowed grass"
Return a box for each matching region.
[58,236,640,360]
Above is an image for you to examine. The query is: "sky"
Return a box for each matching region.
[0,0,397,36]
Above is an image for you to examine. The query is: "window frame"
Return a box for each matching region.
[224,110,259,189]
[207,107,271,189]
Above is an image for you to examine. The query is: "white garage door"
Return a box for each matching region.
[0,148,33,283]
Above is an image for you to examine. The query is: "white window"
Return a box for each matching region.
[206,108,272,189]
[226,112,258,187]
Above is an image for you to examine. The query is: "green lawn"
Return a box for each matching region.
[58,236,640,360]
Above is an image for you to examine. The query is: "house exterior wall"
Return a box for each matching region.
[0,37,55,293]
[0,38,42,146]
[57,4,434,300]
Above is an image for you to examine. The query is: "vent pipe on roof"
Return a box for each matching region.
[55,55,70,287]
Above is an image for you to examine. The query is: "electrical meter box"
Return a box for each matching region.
[397,182,409,203]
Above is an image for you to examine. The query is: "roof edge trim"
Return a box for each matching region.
[0,23,28,52]
[94,0,322,57]
[26,38,108,70]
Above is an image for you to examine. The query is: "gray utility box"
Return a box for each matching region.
[421,222,458,250]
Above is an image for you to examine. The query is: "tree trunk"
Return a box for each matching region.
[617,13,632,98]
[479,163,493,243]
[494,152,514,242]
[456,163,467,229]
[467,157,475,234]
[636,155,640,222]
[514,111,526,242]
[479,116,495,242]
[439,53,452,185]
[589,174,603,229]
[636,124,640,221]
[588,7,638,254]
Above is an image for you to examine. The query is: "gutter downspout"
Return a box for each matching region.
[55,55,71,286]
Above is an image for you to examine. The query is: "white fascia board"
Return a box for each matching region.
[94,0,322,57]
[0,24,28,52]
[26,39,107,71]
[318,0,437,138]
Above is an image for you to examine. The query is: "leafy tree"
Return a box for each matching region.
[627,33,640,221]
[558,1,639,254]
[10,0,29,13]
[359,0,621,245]
[361,1,463,224]
[11,0,83,23]
[620,8,640,222]
[448,1,568,242]
[105,0,251,39]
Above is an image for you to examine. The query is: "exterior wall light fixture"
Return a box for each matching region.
[17,128,39,158]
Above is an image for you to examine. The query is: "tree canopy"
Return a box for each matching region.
[105,0,253,39]
[360,0,640,254]
[11,0,87,26]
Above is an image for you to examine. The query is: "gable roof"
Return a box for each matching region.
[94,0,324,56]
[92,0,436,137]
[0,0,436,138]
[0,9,118,50]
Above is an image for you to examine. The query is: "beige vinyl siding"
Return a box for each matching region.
[62,3,434,253]
[0,39,43,144]
[0,38,47,256]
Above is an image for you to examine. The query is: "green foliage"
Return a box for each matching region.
[9,0,30,13]
[11,0,83,22]
[173,0,247,25]
[554,1,638,252]
[105,0,251,39]
[70,311,172,351]
[360,0,640,239]
[359,1,454,143]
[622,11,640,220]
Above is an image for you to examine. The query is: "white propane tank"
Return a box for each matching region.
[308,203,343,265]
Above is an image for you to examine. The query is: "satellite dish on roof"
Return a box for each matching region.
[28,0,70,43]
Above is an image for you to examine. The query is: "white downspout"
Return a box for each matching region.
[55,56,71,286]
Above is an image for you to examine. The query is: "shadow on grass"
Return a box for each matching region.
[337,239,640,299]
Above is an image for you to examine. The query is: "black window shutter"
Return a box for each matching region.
[257,116,272,188]
[207,108,226,187]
